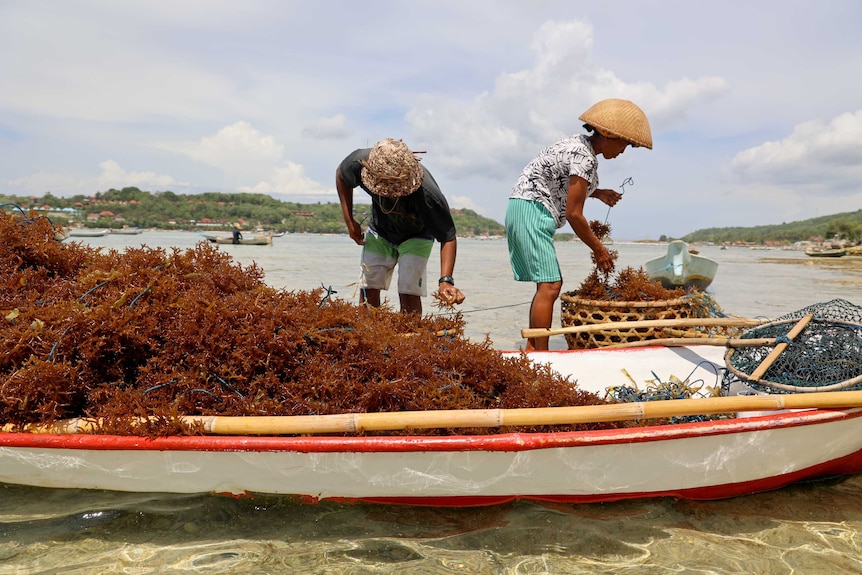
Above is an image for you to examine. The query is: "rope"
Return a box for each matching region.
[2,202,60,228]
[318,283,337,307]
[603,176,633,226]
[436,301,531,316]
[606,359,729,423]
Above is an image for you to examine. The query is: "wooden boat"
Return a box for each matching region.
[3,344,862,505]
[200,232,275,245]
[67,228,110,237]
[805,247,847,258]
[214,235,273,246]
[109,227,143,235]
[645,240,719,291]
[200,231,232,242]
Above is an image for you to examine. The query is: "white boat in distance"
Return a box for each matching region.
[3,345,862,506]
[645,240,719,291]
[67,228,110,237]
[109,227,143,235]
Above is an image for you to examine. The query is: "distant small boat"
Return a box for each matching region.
[202,231,282,242]
[200,231,232,242]
[214,235,273,246]
[645,240,719,291]
[68,228,110,237]
[805,248,847,258]
[110,227,143,235]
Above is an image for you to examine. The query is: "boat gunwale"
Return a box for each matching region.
[1,407,858,453]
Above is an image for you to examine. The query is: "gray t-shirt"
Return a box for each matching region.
[510,134,599,228]
[339,148,457,246]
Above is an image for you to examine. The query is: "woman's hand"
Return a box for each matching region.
[593,245,615,273]
[591,188,622,207]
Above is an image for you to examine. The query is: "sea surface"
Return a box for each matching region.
[2,231,862,574]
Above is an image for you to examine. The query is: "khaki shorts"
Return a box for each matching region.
[360,230,434,296]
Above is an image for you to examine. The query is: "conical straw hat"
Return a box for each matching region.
[579,99,653,149]
[360,139,424,198]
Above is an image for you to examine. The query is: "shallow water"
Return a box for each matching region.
[74,231,862,350]
[3,231,862,574]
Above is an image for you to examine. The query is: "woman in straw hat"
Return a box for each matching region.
[505,98,652,351]
[336,138,465,314]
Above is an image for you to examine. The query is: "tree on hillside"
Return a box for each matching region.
[826,219,862,241]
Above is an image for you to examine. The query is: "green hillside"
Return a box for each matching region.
[5,188,859,244]
[1,188,506,237]
[680,210,862,245]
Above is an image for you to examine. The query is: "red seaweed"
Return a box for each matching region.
[0,211,627,436]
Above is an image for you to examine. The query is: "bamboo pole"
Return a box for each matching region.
[747,314,814,381]
[521,317,766,339]
[603,337,778,350]
[5,389,862,436]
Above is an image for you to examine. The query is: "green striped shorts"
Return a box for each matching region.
[505,198,561,283]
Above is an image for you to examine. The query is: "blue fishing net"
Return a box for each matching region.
[723,299,862,393]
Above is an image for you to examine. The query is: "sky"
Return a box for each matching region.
[1,0,861,240]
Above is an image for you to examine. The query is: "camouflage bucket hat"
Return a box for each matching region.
[360,138,424,198]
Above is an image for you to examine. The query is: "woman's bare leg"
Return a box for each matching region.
[526,281,562,351]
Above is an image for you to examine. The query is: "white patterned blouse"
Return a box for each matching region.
[509,134,599,228]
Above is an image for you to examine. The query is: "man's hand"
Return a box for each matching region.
[438,285,465,305]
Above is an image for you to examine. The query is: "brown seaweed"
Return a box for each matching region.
[576,220,685,301]
[0,212,625,436]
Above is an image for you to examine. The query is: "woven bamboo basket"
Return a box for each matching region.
[560,294,712,349]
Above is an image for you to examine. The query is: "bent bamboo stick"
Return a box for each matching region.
[748,314,814,381]
[4,389,862,436]
[521,317,766,339]
[603,337,778,349]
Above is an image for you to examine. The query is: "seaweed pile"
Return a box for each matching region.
[576,220,685,301]
[561,221,731,351]
[0,212,617,436]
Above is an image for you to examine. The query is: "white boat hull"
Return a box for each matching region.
[67,228,110,237]
[2,345,861,505]
[646,240,719,291]
[2,409,862,504]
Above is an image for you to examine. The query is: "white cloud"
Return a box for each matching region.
[157,122,284,181]
[448,195,484,213]
[7,172,91,196]
[2,2,861,239]
[406,19,729,178]
[239,162,335,199]
[728,109,862,191]
[302,114,354,140]
[159,122,337,198]
[6,160,181,196]
[96,160,182,190]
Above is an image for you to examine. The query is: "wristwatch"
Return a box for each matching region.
[438,275,454,285]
